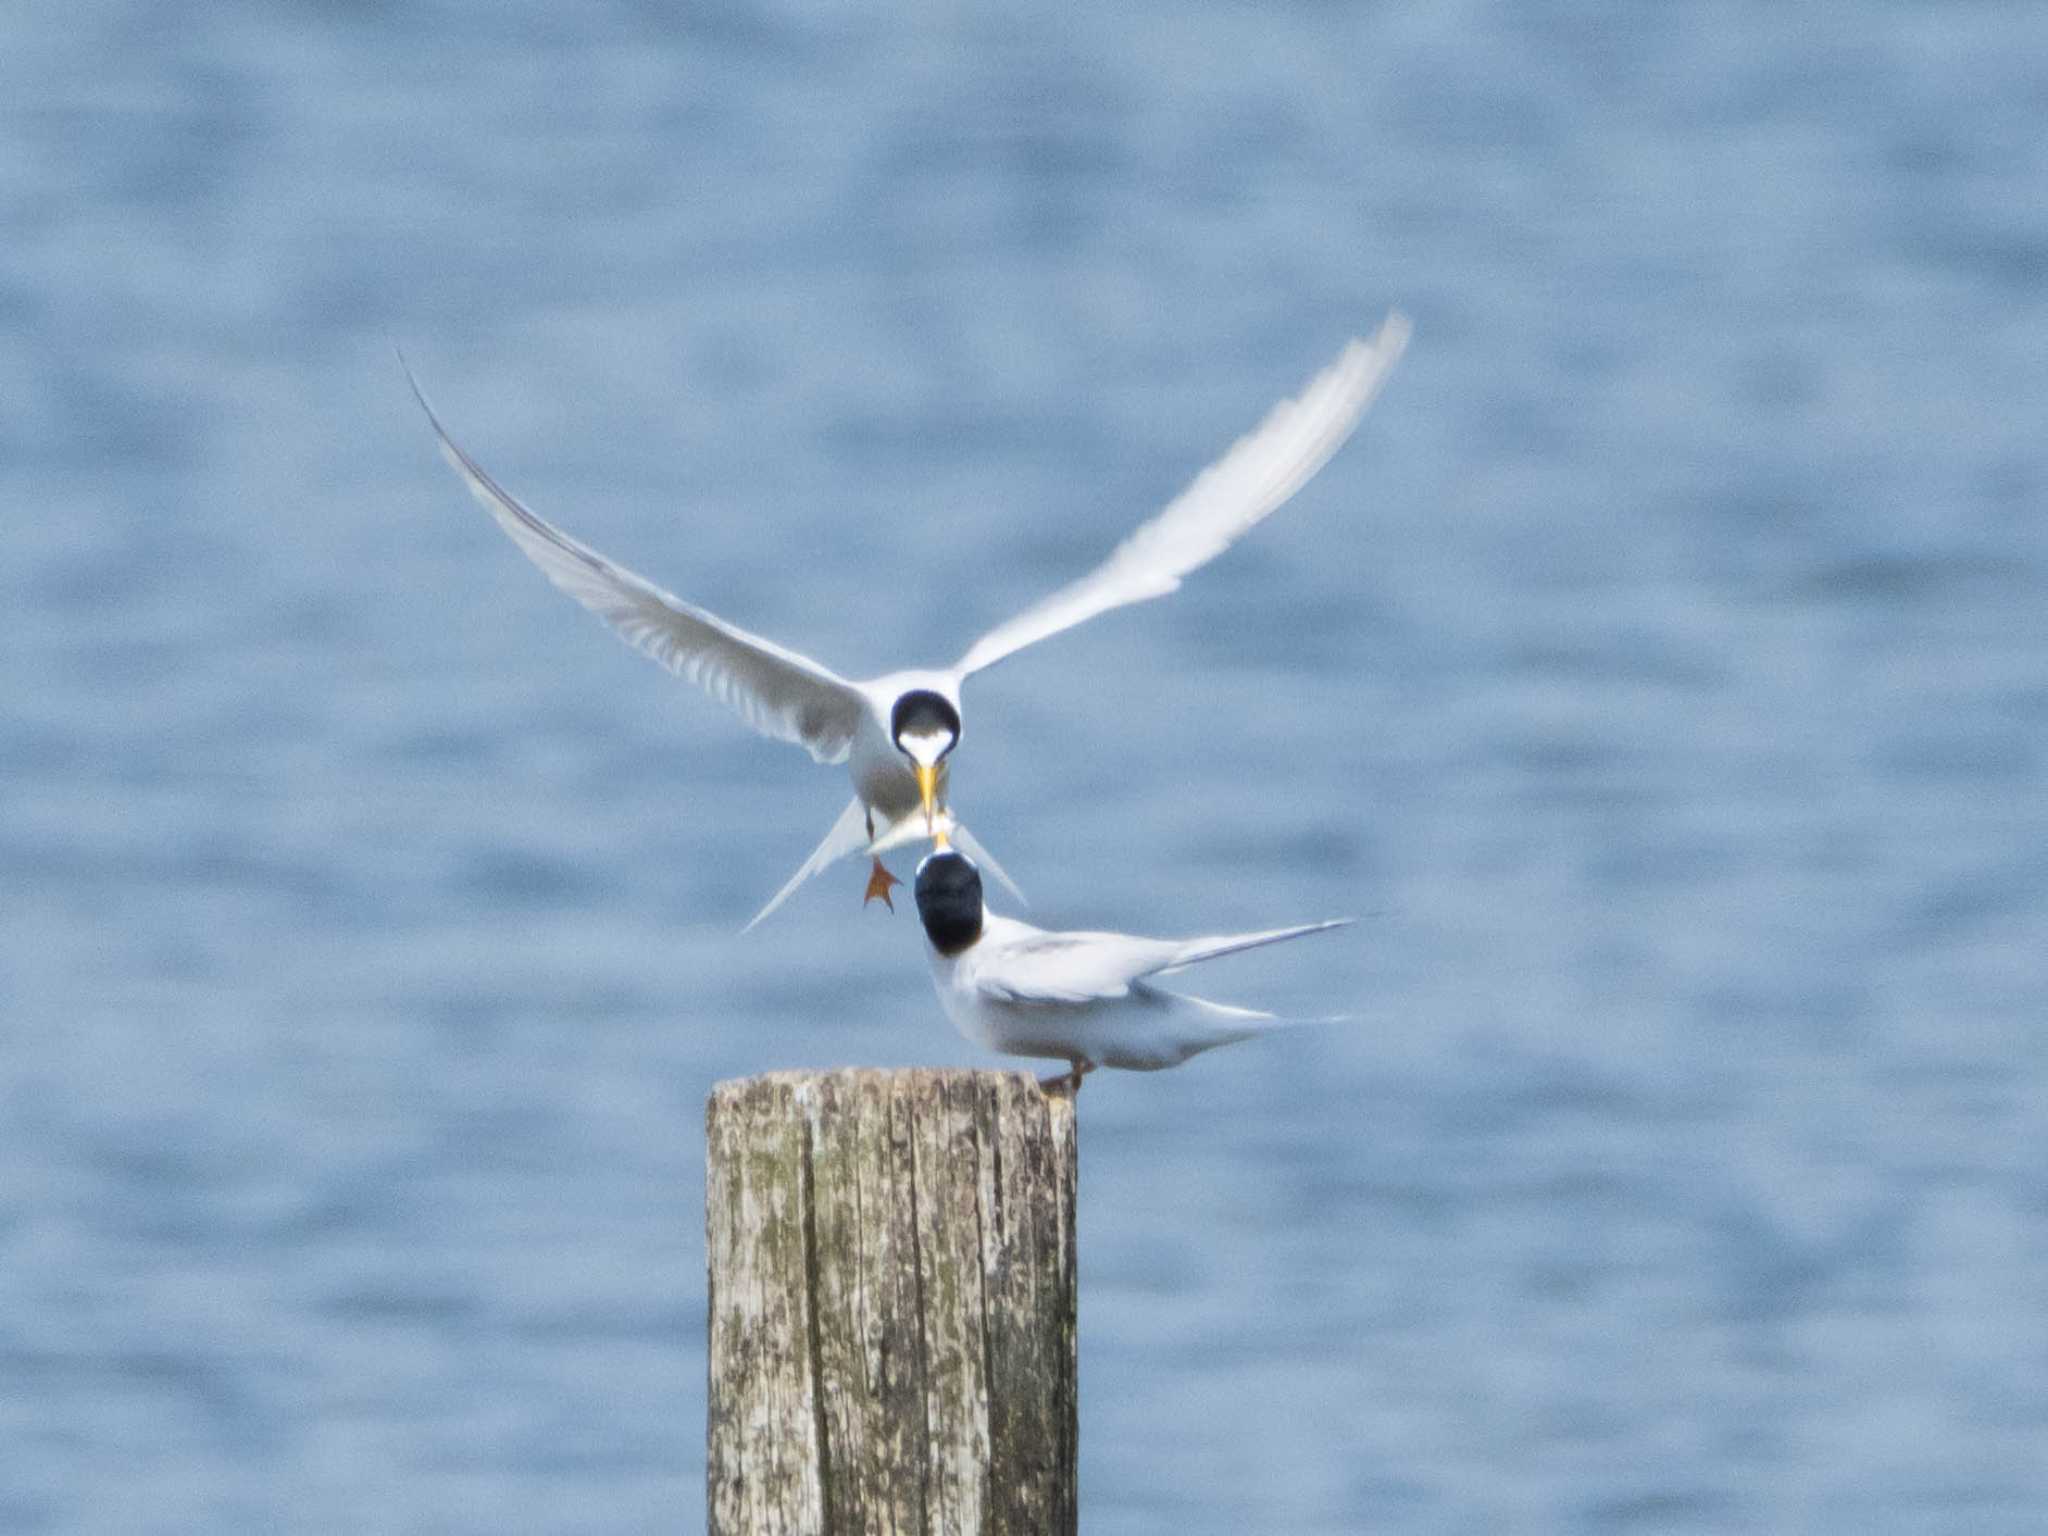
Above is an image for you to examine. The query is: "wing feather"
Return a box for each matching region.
[406,362,867,763]
[954,312,1410,677]
[976,928,1184,1005]
[1153,918,1354,975]
[977,917,1351,1004]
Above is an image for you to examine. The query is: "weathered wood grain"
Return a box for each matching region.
[706,1069,1077,1536]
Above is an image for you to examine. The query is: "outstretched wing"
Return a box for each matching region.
[407,361,867,764]
[953,313,1410,677]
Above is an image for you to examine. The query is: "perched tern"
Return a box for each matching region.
[914,846,1351,1092]
[406,312,1408,928]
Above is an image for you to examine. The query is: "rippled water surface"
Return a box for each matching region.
[5,3,2046,1531]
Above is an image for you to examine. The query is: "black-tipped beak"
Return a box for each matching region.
[914,761,938,831]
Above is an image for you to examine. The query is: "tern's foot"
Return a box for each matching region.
[862,858,901,912]
[1038,1062,1095,1095]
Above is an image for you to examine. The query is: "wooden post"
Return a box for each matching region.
[706,1068,1078,1536]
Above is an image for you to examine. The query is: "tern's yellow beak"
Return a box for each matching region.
[914,761,938,830]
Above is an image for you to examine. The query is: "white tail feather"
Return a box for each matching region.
[741,797,873,933]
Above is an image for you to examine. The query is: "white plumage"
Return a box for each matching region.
[407,313,1408,927]
[915,848,1350,1087]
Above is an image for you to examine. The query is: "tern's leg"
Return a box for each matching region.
[863,859,901,911]
[1038,1060,1095,1095]
[857,810,901,911]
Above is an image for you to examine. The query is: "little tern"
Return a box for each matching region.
[915,846,1351,1091]
[407,312,1408,928]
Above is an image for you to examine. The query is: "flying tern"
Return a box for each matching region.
[914,845,1351,1092]
[406,312,1408,928]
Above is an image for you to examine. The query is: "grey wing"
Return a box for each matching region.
[1153,918,1353,974]
[407,362,867,764]
[980,917,1354,1002]
[954,312,1410,677]
[977,929,1185,1006]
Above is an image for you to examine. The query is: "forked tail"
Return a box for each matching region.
[743,799,1028,932]
[742,798,872,933]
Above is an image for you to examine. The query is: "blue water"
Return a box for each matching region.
[6,3,2046,1530]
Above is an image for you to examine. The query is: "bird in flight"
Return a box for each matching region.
[407,312,1408,928]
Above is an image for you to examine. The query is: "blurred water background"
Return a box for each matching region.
[5,2,2046,1531]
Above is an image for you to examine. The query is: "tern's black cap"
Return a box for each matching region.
[890,689,961,753]
[915,849,983,956]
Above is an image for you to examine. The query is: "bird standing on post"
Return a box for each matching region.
[407,312,1408,928]
[914,846,1351,1092]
